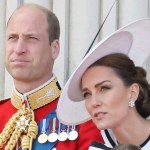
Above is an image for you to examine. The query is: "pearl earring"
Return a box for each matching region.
[128,101,135,107]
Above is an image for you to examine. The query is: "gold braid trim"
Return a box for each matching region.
[0,104,38,150]
[0,111,21,148]
[21,110,38,150]
[5,128,22,150]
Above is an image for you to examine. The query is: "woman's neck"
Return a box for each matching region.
[112,112,150,146]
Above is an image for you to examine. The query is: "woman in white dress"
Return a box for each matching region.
[57,19,150,150]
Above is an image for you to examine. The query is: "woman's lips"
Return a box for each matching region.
[93,112,107,120]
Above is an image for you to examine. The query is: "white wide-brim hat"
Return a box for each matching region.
[57,18,150,125]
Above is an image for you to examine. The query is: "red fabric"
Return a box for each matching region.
[0,99,104,150]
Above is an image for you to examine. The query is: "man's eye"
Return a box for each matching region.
[29,36,38,40]
[8,36,16,40]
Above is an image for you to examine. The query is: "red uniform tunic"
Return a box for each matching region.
[0,98,103,150]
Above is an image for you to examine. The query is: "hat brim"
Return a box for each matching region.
[57,19,150,125]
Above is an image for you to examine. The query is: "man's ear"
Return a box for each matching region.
[128,83,140,102]
[51,39,60,60]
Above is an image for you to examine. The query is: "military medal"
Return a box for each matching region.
[68,125,78,140]
[48,132,58,142]
[38,119,48,143]
[38,133,48,144]
[57,123,68,141]
[48,117,58,142]
[58,130,68,141]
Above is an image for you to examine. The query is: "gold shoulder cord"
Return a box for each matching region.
[0,102,38,150]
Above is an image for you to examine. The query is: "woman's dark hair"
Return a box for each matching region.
[89,53,150,118]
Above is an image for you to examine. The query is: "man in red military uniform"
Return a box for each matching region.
[0,3,103,150]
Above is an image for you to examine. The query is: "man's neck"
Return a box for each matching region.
[14,74,53,94]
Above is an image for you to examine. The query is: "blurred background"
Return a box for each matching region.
[0,0,150,99]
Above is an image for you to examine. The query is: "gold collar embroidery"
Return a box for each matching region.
[11,76,61,110]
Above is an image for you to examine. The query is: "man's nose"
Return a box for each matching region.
[14,38,27,54]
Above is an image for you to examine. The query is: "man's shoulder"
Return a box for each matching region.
[0,98,17,134]
[0,98,11,104]
[0,98,12,108]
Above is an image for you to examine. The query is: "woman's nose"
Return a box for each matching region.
[91,94,102,107]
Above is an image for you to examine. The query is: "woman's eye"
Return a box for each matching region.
[83,92,91,98]
[100,86,110,92]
